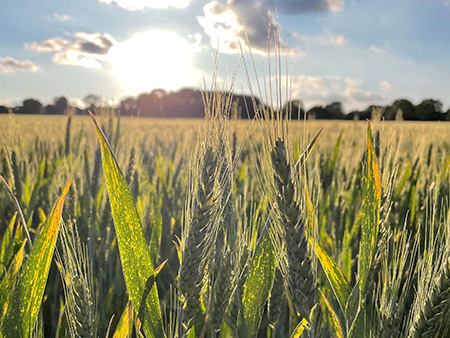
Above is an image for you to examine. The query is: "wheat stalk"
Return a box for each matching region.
[271,138,315,321]
[179,146,217,329]
[56,219,98,338]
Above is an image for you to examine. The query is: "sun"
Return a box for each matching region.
[111,30,201,93]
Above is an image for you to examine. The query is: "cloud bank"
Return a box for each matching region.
[99,0,190,10]
[26,33,115,69]
[0,57,39,73]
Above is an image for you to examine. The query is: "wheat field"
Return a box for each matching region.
[0,111,449,337]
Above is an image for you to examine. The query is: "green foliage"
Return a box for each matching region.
[1,176,71,337]
[91,113,165,338]
[238,228,275,338]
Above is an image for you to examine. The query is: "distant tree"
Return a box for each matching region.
[347,110,360,120]
[325,102,346,119]
[307,106,328,119]
[364,105,384,121]
[120,97,138,116]
[45,104,56,114]
[19,99,43,114]
[415,99,444,121]
[282,100,306,120]
[84,94,102,108]
[55,96,68,114]
[0,105,9,114]
[233,94,262,119]
[446,108,450,121]
[136,91,164,117]
[162,88,202,118]
[391,99,416,120]
[382,105,396,120]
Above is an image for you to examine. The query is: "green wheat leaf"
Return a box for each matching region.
[90,112,165,338]
[0,240,27,321]
[359,122,381,300]
[290,317,310,338]
[1,175,72,337]
[319,289,345,338]
[309,236,351,315]
[238,227,276,338]
[113,301,134,338]
[149,196,162,266]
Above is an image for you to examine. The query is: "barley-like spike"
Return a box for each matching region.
[57,219,98,338]
[411,260,450,337]
[91,147,101,199]
[226,247,250,332]
[11,150,22,198]
[65,114,72,157]
[125,146,136,185]
[271,138,315,320]
[211,250,234,333]
[268,268,285,325]
[179,146,217,328]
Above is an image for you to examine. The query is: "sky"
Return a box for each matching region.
[0,0,449,111]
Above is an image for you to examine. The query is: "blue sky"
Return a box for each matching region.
[0,0,449,111]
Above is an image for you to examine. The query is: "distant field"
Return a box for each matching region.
[2,114,450,148]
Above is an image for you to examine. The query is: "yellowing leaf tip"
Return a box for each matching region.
[88,110,99,128]
[154,259,168,276]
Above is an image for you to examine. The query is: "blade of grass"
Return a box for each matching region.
[1,175,72,337]
[308,236,351,315]
[238,226,276,338]
[319,289,344,338]
[0,175,32,248]
[359,122,381,301]
[290,318,310,338]
[149,196,163,266]
[113,301,134,338]
[295,128,323,171]
[90,112,165,338]
[0,240,27,320]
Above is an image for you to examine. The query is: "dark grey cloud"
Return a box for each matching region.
[76,35,114,54]
[0,57,39,73]
[199,0,339,54]
[266,0,344,14]
[198,0,285,54]
[26,33,115,68]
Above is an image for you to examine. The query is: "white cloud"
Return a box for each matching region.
[292,29,349,47]
[345,78,384,104]
[370,45,386,54]
[54,13,71,21]
[98,0,190,10]
[0,57,39,73]
[26,37,72,52]
[197,1,245,54]
[380,80,392,92]
[328,34,348,46]
[287,75,385,110]
[26,33,115,69]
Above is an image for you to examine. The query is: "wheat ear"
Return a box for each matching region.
[179,146,216,328]
[271,138,315,320]
[410,260,450,337]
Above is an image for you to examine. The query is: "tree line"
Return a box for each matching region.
[1,88,448,121]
